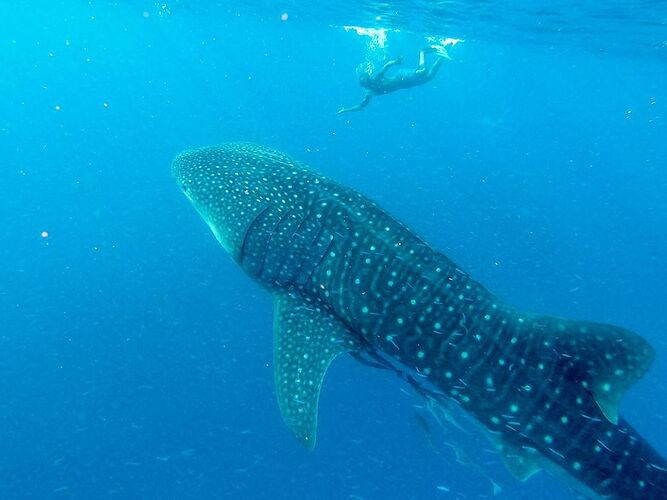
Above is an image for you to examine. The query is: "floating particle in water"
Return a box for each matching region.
[54,105,61,111]
[281,12,288,21]
[41,230,49,238]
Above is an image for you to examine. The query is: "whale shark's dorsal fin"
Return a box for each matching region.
[273,291,356,449]
[527,315,656,425]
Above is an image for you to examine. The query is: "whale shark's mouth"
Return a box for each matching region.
[205,218,231,254]
[180,182,192,201]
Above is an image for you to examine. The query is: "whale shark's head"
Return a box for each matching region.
[172,143,321,260]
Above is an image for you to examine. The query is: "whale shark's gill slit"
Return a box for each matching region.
[275,228,302,286]
[257,208,294,283]
[293,207,337,289]
[289,215,322,288]
[290,216,328,288]
[275,211,312,286]
[239,204,272,267]
[263,210,296,285]
[303,233,335,288]
[239,205,280,279]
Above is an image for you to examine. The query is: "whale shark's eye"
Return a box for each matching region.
[181,183,188,192]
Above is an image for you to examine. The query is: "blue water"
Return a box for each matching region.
[1,1,666,498]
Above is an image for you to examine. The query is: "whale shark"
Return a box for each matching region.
[173,143,666,499]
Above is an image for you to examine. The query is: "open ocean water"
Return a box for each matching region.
[1,1,666,499]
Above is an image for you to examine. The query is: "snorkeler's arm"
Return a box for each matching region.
[425,55,445,80]
[337,92,373,114]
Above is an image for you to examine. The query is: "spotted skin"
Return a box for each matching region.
[173,143,666,499]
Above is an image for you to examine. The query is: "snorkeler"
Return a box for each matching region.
[337,47,446,115]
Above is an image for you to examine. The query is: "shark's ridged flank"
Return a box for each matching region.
[173,143,666,499]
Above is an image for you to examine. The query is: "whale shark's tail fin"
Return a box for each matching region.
[525,315,655,424]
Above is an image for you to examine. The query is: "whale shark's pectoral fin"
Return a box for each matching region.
[273,291,356,449]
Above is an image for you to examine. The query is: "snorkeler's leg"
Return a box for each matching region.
[337,93,373,114]
[376,57,402,78]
